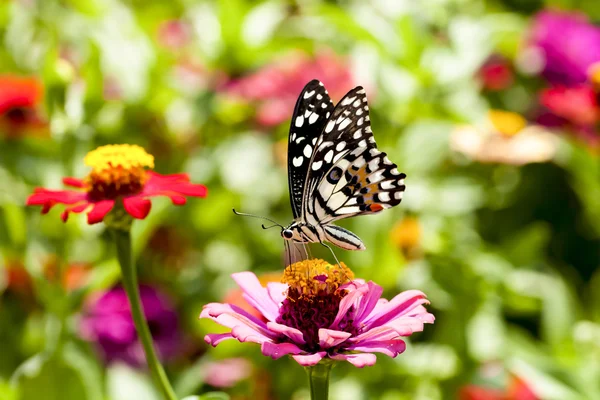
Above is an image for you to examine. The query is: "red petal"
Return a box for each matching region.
[61,203,91,222]
[142,172,208,202]
[26,189,87,206]
[62,177,86,188]
[86,200,114,224]
[123,196,152,220]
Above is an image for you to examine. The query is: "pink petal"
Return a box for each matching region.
[348,326,403,343]
[353,281,384,323]
[363,290,429,329]
[261,341,303,359]
[346,339,406,358]
[330,353,377,368]
[123,196,152,219]
[291,352,327,367]
[266,282,288,305]
[200,303,276,341]
[331,282,370,327]
[232,272,280,322]
[318,329,352,349]
[86,200,115,224]
[266,322,305,344]
[205,333,234,346]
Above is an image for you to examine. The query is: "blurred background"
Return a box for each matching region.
[1,0,600,399]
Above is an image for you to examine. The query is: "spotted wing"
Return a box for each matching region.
[287,80,334,219]
[302,86,406,226]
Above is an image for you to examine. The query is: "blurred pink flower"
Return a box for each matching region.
[157,20,192,49]
[222,51,355,127]
[204,358,252,388]
[80,284,181,366]
[200,259,434,368]
[527,10,600,85]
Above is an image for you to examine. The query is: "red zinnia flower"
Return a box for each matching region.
[26,144,207,224]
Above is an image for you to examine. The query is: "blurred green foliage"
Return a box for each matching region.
[1,0,600,399]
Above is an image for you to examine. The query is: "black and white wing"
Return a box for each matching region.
[301,86,406,227]
[287,80,334,219]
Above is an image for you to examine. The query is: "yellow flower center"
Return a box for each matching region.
[83,144,155,200]
[488,110,527,136]
[282,259,354,297]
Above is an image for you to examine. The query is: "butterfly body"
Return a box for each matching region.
[281,221,365,251]
[282,79,407,253]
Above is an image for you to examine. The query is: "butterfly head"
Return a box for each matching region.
[282,229,294,240]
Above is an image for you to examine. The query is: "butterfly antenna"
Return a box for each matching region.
[232,209,284,229]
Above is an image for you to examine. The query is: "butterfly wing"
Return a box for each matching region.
[287,80,334,219]
[302,86,406,227]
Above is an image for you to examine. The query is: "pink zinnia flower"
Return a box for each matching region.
[26,144,207,224]
[200,259,434,367]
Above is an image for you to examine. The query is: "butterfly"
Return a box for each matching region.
[279,79,406,253]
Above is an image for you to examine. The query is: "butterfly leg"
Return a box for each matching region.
[319,241,341,268]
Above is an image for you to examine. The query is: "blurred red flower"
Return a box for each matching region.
[540,85,599,126]
[460,376,538,400]
[479,56,514,91]
[222,51,355,127]
[0,75,46,138]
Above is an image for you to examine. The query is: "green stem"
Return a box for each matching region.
[306,363,332,400]
[113,229,178,400]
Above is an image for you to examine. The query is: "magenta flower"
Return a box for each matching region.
[528,10,600,85]
[81,284,181,366]
[200,259,434,367]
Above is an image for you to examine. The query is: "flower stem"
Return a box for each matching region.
[113,229,179,400]
[306,363,332,400]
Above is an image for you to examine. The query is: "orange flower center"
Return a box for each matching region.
[281,259,354,297]
[83,144,154,200]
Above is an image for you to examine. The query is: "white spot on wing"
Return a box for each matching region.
[353,130,363,139]
[357,117,364,126]
[338,118,351,130]
[336,141,346,151]
[378,192,390,202]
[341,96,356,106]
[353,99,361,107]
[291,133,296,141]
[324,150,334,163]
[380,180,395,190]
[325,120,335,133]
[303,144,313,157]
[394,192,403,200]
[295,137,305,144]
[312,160,323,170]
[321,103,327,108]
[317,94,323,100]
[358,140,367,147]
[295,116,304,127]
[304,90,315,99]
[356,109,363,116]
[309,113,319,124]
[293,156,304,167]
